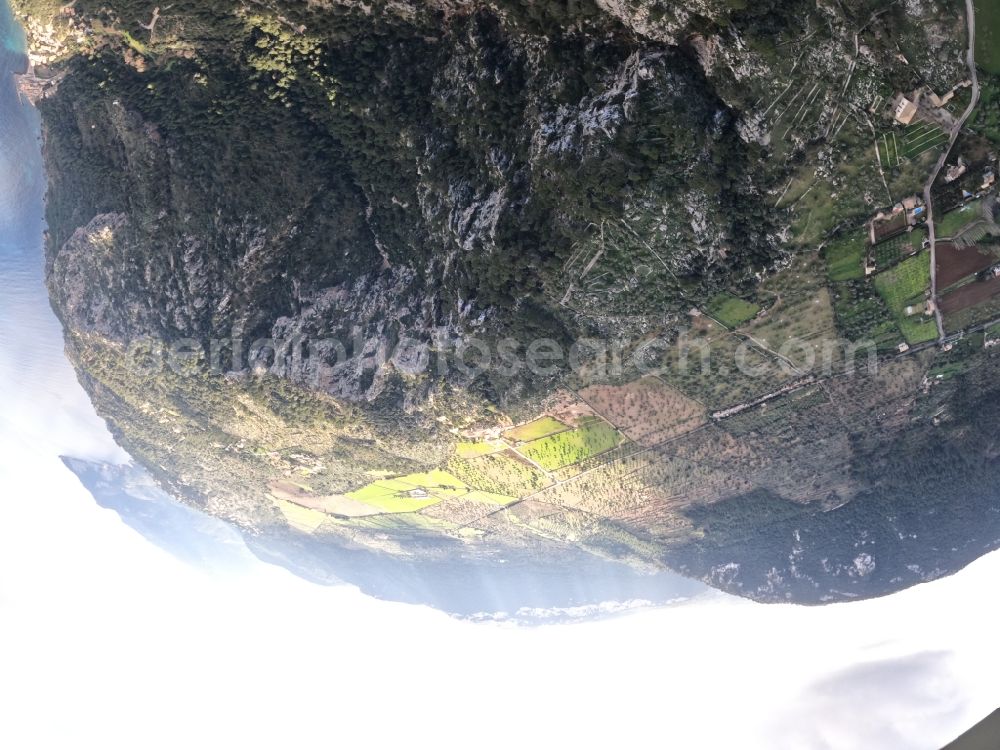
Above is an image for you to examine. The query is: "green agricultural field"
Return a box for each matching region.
[875,252,931,311]
[896,317,940,345]
[455,440,504,459]
[448,450,552,497]
[504,416,568,442]
[937,201,981,238]
[517,417,623,471]
[824,230,867,281]
[976,0,1000,74]
[830,278,903,350]
[345,469,467,512]
[873,228,923,269]
[899,122,948,159]
[705,292,761,328]
[877,131,899,167]
[874,252,937,344]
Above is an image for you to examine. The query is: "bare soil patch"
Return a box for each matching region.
[940,275,1000,313]
[936,242,996,288]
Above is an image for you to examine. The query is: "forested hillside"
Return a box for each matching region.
[15,0,1000,608]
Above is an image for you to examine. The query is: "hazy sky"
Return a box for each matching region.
[4,429,1000,750]
[1,17,999,750]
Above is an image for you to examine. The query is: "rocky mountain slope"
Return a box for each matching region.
[14,0,1000,606]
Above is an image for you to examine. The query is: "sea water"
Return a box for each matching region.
[0,2,123,460]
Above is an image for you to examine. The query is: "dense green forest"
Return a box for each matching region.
[30,0,783,362]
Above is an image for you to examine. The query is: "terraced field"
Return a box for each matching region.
[877,122,949,166]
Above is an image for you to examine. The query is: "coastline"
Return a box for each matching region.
[2,7,52,258]
[11,53,63,105]
[3,0,67,104]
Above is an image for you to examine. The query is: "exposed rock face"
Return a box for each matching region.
[17,0,1000,610]
[49,212,130,338]
[34,0,780,413]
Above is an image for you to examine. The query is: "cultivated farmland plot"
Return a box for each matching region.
[345,469,470,513]
[941,275,1000,316]
[876,122,949,167]
[823,229,868,281]
[873,251,938,344]
[579,377,707,446]
[936,242,997,289]
[875,252,930,311]
[874,229,923,269]
[449,450,551,497]
[517,416,623,471]
[936,200,983,240]
[504,416,569,443]
[705,292,761,328]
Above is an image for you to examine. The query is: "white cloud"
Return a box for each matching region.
[4,458,998,750]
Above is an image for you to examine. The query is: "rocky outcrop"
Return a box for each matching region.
[49,212,130,338]
[35,0,782,414]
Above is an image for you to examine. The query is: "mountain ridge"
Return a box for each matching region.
[16,0,1000,607]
